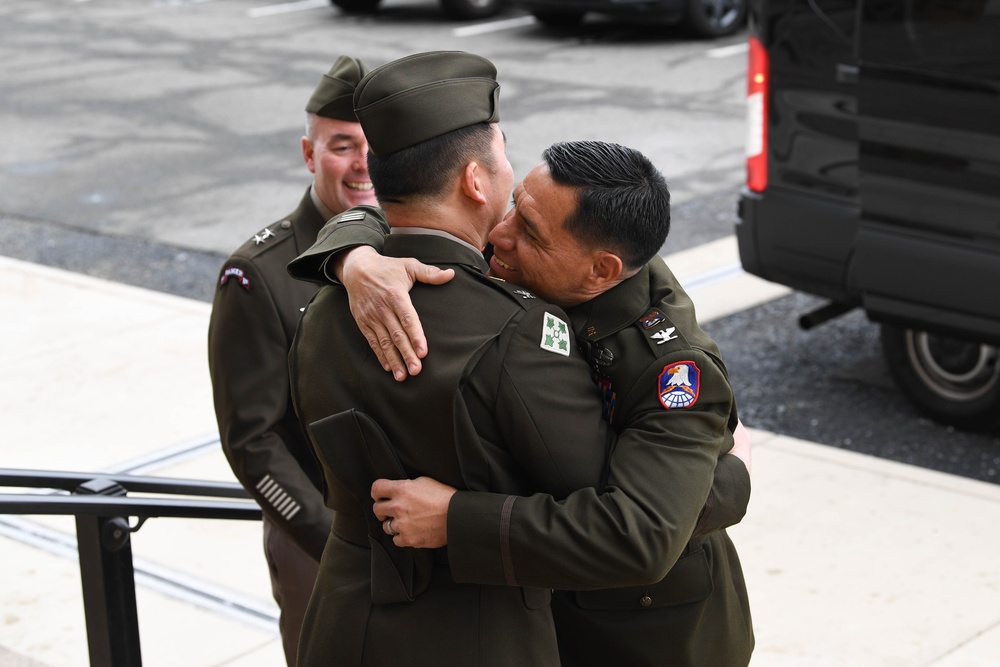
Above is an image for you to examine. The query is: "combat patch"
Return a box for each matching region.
[658,360,701,410]
[219,266,251,291]
[540,312,571,356]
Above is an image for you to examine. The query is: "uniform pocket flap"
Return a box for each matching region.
[572,546,713,610]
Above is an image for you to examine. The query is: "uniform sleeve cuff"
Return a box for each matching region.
[447,491,515,585]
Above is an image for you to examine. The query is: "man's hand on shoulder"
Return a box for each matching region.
[338,247,454,381]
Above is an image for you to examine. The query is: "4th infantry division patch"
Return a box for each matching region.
[540,312,571,356]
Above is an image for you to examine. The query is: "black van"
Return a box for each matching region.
[736,0,1000,430]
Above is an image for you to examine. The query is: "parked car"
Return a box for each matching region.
[330,0,504,21]
[515,0,747,37]
[736,0,1000,430]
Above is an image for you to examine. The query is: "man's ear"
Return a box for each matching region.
[302,137,317,174]
[460,161,488,205]
[591,251,624,286]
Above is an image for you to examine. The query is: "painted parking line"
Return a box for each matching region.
[453,15,537,36]
[248,0,329,18]
[705,42,748,59]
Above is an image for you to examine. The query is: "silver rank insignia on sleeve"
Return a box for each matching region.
[254,227,275,245]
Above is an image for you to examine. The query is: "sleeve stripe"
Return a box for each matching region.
[500,495,517,586]
[255,475,303,521]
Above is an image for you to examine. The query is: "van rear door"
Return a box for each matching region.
[849,1,1000,343]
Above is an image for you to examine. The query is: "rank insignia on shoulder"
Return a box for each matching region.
[219,266,251,291]
[253,228,275,245]
[540,312,571,356]
[338,209,367,222]
[514,289,535,299]
[658,361,700,410]
[640,310,665,329]
[650,327,678,345]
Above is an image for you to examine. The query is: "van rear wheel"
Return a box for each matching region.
[330,0,381,12]
[683,0,747,38]
[440,0,503,20]
[880,324,1000,431]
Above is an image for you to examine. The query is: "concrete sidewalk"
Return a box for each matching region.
[1,255,998,667]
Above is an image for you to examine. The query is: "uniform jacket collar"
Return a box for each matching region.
[567,263,653,341]
[383,232,490,275]
[293,187,329,254]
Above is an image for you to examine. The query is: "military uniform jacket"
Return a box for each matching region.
[448,260,754,667]
[287,210,753,665]
[287,210,751,544]
[289,225,613,667]
[207,188,330,561]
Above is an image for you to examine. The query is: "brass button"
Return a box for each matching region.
[639,595,652,607]
[281,220,292,229]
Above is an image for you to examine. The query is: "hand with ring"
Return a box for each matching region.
[383,517,399,537]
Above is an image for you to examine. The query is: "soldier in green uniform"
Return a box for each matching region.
[287,52,625,667]
[207,55,401,667]
[289,141,754,665]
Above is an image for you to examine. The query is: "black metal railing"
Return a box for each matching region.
[0,468,262,667]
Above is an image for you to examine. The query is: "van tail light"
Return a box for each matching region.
[746,35,769,193]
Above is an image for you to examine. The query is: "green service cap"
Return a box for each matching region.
[353,51,501,156]
[305,55,370,121]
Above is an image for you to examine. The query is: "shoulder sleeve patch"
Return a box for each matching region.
[219,265,251,291]
[658,360,700,409]
[540,311,571,356]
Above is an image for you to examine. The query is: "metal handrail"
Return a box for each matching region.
[0,468,264,666]
[0,468,254,498]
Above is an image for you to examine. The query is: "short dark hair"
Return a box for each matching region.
[368,122,498,205]
[543,141,671,271]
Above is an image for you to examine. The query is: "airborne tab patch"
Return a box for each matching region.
[658,361,700,409]
[540,312,571,356]
[219,266,251,291]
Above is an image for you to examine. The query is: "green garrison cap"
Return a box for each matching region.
[305,55,370,121]
[353,51,500,156]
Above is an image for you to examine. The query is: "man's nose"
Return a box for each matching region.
[489,219,513,248]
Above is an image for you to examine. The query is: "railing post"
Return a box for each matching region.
[74,478,142,667]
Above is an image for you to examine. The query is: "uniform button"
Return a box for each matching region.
[281,220,291,229]
[639,595,652,607]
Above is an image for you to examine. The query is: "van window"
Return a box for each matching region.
[860,0,1000,80]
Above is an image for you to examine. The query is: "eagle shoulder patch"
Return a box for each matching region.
[658,360,700,409]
